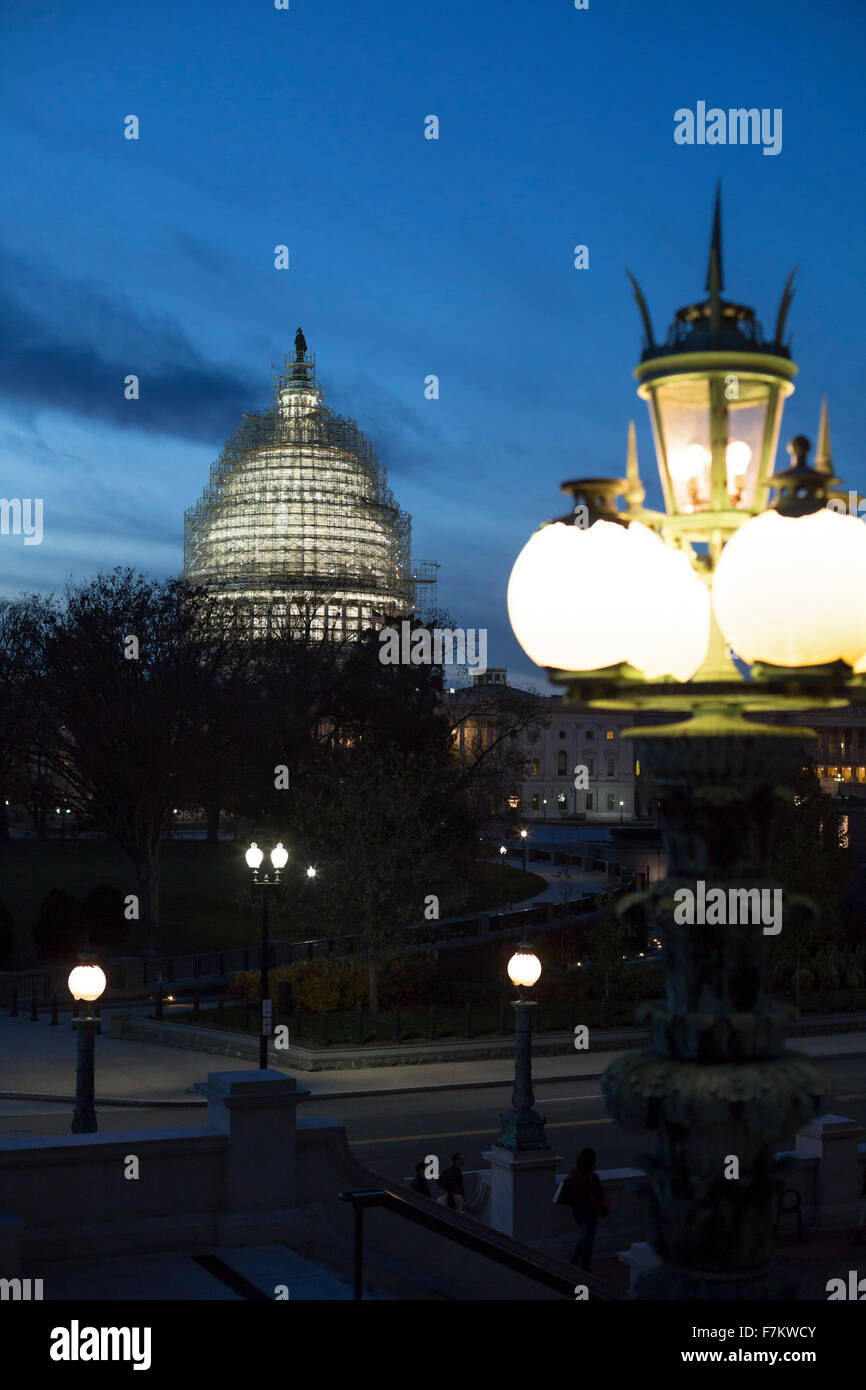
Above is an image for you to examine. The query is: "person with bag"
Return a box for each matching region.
[567,1147,607,1270]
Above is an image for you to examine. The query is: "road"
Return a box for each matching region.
[4,1056,864,1188]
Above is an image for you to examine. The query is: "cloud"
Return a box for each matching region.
[0,252,258,443]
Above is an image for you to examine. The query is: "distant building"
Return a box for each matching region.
[454,669,648,823]
[182,332,437,636]
[456,674,866,823]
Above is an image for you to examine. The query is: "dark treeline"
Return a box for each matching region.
[0,569,544,964]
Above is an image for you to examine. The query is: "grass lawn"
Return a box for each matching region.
[0,840,548,961]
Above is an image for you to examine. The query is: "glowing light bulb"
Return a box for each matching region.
[725,440,752,502]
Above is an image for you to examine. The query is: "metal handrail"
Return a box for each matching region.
[338,1187,621,1301]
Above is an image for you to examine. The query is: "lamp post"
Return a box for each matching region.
[245,843,317,1068]
[68,954,106,1134]
[496,943,547,1151]
[519,827,528,873]
[245,841,286,1069]
[619,799,624,824]
[505,192,862,1299]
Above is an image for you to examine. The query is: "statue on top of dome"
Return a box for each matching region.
[294,327,307,361]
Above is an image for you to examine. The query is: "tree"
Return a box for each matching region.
[0,596,48,842]
[584,884,630,1027]
[38,569,246,953]
[771,761,852,1008]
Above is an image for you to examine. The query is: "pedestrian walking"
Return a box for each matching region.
[438,1152,466,1199]
[565,1148,607,1271]
[435,1175,465,1212]
[410,1162,432,1198]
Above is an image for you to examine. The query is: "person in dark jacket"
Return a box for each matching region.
[438,1152,466,1199]
[568,1148,604,1270]
[410,1162,432,1198]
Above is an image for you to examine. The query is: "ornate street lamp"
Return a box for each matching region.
[68,954,106,1133]
[506,191,866,1300]
[519,827,529,873]
[245,841,313,1069]
[496,943,547,1151]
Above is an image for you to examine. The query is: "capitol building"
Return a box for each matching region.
[182,330,436,637]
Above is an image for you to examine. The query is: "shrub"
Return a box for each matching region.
[228,960,367,1011]
[33,889,86,963]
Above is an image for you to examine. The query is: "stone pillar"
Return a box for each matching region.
[197,1069,310,1247]
[795,1113,865,1225]
[483,1146,563,1242]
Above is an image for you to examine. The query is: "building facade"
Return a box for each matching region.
[459,673,866,823]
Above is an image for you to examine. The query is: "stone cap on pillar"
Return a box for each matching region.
[798,1113,864,1138]
[195,1070,310,1106]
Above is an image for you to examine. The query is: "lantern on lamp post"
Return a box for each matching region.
[245,843,318,1068]
[68,953,107,1134]
[495,943,547,1152]
[504,190,866,1300]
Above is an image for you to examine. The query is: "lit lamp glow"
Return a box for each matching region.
[270,842,288,870]
[68,960,107,1002]
[507,944,542,989]
[245,843,264,870]
[712,508,866,668]
[507,518,710,681]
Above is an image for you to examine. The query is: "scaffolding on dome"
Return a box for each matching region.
[183,339,436,641]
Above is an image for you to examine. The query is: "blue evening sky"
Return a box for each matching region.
[1,0,864,688]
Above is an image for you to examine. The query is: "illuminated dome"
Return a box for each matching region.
[183,331,436,637]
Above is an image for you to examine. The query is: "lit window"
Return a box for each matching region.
[606,730,615,741]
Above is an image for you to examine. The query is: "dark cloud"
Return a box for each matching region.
[0,253,258,444]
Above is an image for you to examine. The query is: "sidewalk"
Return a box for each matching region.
[0,1010,863,1106]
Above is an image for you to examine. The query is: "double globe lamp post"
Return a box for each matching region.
[245,842,316,1069]
[505,192,866,1299]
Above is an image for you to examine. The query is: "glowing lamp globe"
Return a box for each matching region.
[507,519,710,681]
[245,843,264,870]
[507,946,542,989]
[68,961,107,1002]
[306,865,317,879]
[270,842,289,870]
[712,509,866,668]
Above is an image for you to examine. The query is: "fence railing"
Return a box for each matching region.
[2,847,638,1002]
[337,1187,621,1300]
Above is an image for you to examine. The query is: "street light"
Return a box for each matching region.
[519,827,529,873]
[497,942,547,1151]
[245,841,291,1069]
[68,953,106,1133]
[619,799,624,824]
[504,192,846,1301]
